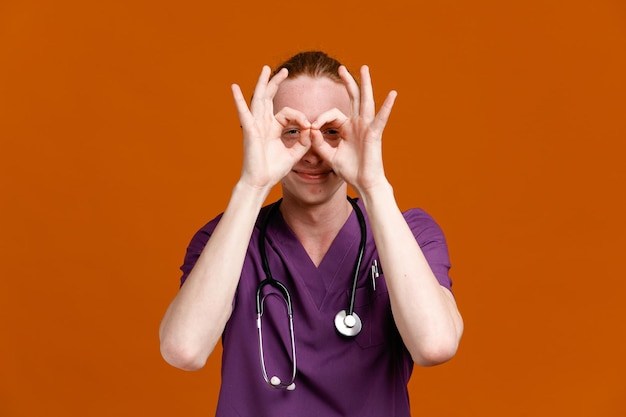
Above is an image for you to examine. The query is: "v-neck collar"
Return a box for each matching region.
[264,201,362,310]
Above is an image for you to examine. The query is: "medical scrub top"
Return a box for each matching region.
[180,199,452,417]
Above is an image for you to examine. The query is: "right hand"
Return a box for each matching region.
[231,66,312,191]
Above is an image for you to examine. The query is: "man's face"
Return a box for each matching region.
[273,75,351,205]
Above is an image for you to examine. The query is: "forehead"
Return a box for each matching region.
[273,76,351,119]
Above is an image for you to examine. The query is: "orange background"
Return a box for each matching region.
[1,0,625,415]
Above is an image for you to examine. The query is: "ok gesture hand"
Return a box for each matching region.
[310,65,397,195]
[232,66,312,191]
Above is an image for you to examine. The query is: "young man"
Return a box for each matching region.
[159,51,463,416]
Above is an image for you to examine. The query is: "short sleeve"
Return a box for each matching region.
[403,208,453,292]
[179,214,223,287]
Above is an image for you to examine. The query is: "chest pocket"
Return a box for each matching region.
[351,275,392,349]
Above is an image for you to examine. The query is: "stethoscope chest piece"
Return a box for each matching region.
[334,310,362,337]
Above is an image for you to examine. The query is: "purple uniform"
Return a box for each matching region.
[180,199,452,417]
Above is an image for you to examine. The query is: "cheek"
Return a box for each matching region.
[280,172,298,187]
[324,136,341,148]
[280,136,299,147]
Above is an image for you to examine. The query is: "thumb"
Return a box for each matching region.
[288,129,312,160]
[310,129,335,164]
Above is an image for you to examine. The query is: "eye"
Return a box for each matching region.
[322,128,341,141]
[281,128,301,140]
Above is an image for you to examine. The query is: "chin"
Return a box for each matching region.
[281,180,346,207]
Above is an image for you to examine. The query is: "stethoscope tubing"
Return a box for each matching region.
[255,196,367,389]
[257,198,365,317]
[346,196,366,317]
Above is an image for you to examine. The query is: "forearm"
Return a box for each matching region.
[159,181,270,370]
[358,182,463,366]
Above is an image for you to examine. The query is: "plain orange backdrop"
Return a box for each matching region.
[1,0,625,415]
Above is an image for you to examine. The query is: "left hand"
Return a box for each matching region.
[310,65,397,194]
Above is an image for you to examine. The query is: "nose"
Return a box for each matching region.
[301,148,322,165]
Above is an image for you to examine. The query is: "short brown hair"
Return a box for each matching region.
[272,51,343,82]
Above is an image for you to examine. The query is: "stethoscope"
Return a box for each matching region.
[256,196,367,390]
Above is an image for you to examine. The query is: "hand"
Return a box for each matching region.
[310,65,397,194]
[231,66,312,190]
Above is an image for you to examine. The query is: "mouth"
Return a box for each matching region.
[292,170,333,181]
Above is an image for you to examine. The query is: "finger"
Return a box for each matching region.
[338,65,360,116]
[310,108,349,131]
[265,67,289,99]
[289,129,312,159]
[359,65,375,120]
[370,90,398,134]
[274,124,311,167]
[274,107,311,129]
[231,83,254,127]
[309,128,336,164]
[249,66,272,115]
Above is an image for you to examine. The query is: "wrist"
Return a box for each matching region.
[233,180,273,202]
[354,179,394,203]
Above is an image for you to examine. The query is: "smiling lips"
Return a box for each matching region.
[293,169,333,181]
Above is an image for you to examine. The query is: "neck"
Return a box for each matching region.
[279,193,353,267]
